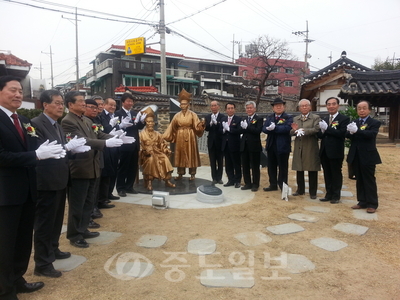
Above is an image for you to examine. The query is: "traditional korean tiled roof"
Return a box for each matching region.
[0,53,32,67]
[114,85,158,93]
[339,69,400,97]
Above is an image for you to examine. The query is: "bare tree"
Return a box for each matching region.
[239,35,297,105]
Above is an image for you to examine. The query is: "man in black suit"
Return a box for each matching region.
[115,93,145,197]
[346,100,381,213]
[240,101,263,192]
[0,76,65,298]
[205,100,225,184]
[31,90,89,278]
[221,102,242,188]
[318,97,350,204]
[262,98,293,191]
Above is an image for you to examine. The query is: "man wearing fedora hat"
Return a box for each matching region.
[262,98,293,191]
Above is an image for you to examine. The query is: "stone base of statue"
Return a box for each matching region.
[196,185,224,204]
[135,177,212,195]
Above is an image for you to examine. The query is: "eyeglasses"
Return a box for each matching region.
[52,102,64,106]
[86,105,98,110]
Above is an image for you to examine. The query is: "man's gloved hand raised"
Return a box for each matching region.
[36,140,66,160]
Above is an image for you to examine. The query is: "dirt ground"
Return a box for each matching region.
[20,144,400,300]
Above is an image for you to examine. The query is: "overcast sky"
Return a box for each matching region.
[1,0,400,88]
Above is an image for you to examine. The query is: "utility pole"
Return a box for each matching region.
[292,20,314,76]
[328,51,332,64]
[231,34,240,63]
[41,46,54,88]
[159,0,167,95]
[34,61,43,80]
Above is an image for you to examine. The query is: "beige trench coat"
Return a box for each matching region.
[291,113,321,171]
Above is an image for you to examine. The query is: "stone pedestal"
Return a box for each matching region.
[196,185,224,204]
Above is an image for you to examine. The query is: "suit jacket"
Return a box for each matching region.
[0,109,37,206]
[240,114,263,152]
[115,108,145,152]
[31,113,69,191]
[205,112,225,150]
[98,110,119,176]
[221,115,241,152]
[61,112,112,179]
[346,117,382,165]
[262,112,293,154]
[318,113,350,159]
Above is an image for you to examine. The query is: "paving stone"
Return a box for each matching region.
[286,253,316,274]
[341,199,358,205]
[86,231,122,245]
[352,210,378,220]
[188,239,216,255]
[288,213,319,223]
[266,223,305,235]
[136,234,167,248]
[310,237,348,251]
[234,232,272,246]
[53,254,86,272]
[304,206,331,213]
[340,190,354,197]
[333,223,369,235]
[199,269,254,288]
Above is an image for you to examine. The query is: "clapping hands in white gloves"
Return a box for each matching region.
[134,112,141,124]
[119,116,133,129]
[118,132,136,144]
[266,122,276,131]
[109,128,124,136]
[319,120,328,132]
[222,121,230,132]
[295,128,305,137]
[105,136,123,148]
[64,136,86,151]
[36,140,66,160]
[211,114,217,125]
[347,122,358,134]
[71,145,91,154]
[240,120,248,129]
[109,116,119,127]
[140,113,147,123]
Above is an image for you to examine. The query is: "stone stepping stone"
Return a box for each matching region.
[333,223,369,235]
[188,239,216,255]
[199,269,254,288]
[305,189,323,195]
[319,184,348,189]
[234,232,272,246]
[286,253,316,274]
[136,234,167,248]
[341,199,357,205]
[288,213,319,223]
[304,206,330,213]
[86,231,122,245]
[266,223,304,235]
[61,224,67,234]
[53,254,86,272]
[310,237,348,251]
[340,191,354,197]
[104,253,155,280]
[352,210,378,220]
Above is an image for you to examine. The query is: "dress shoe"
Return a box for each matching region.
[310,195,317,199]
[292,192,304,196]
[241,185,251,190]
[98,202,115,209]
[83,230,100,239]
[351,204,366,209]
[263,186,278,192]
[212,180,217,184]
[234,183,241,188]
[330,199,340,204]
[88,220,100,229]
[91,207,103,219]
[34,266,62,278]
[54,249,71,260]
[16,282,44,294]
[251,187,259,192]
[366,207,376,213]
[70,239,89,248]
[223,182,234,187]
[217,180,223,184]
[108,194,120,200]
[125,188,138,194]
[319,198,330,202]
[118,190,127,197]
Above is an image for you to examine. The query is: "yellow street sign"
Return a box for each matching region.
[125,37,146,55]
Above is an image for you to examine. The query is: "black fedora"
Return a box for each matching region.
[271,98,286,106]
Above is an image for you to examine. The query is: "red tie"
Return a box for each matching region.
[11,114,26,143]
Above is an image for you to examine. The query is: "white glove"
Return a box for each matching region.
[109,116,119,127]
[105,136,123,148]
[71,145,91,154]
[36,140,66,160]
[109,128,124,136]
[319,120,328,132]
[241,120,248,129]
[347,122,358,134]
[64,136,86,151]
[118,132,136,144]
[140,113,147,123]
[296,128,305,137]
[134,112,141,124]
[266,122,276,131]
[119,116,133,129]
[211,114,217,125]
[222,121,230,132]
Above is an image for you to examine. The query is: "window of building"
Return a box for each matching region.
[242,70,247,77]
[125,62,130,68]
[271,66,279,73]
[284,80,293,87]
[285,68,294,74]
[140,63,145,70]
[254,67,259,74]
[123,75,153,87]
